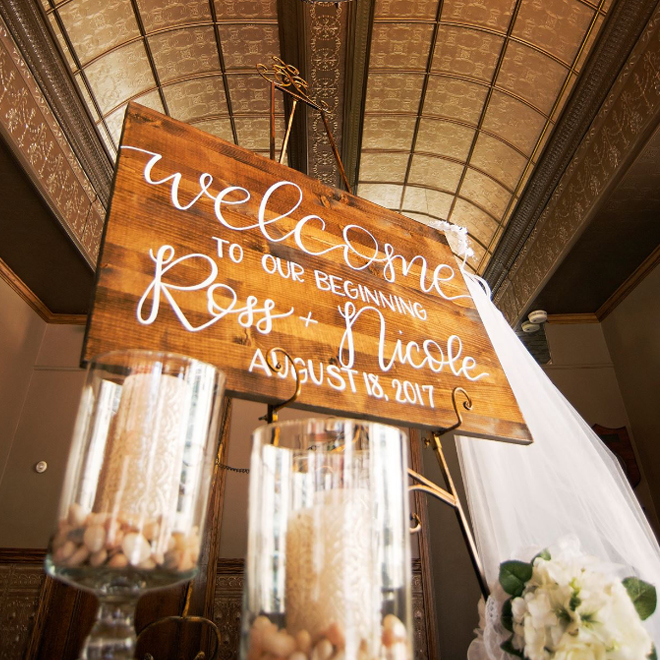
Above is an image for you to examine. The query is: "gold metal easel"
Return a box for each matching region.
[257,57,352,193]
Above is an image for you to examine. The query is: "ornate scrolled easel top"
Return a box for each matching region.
[257,56,330,113]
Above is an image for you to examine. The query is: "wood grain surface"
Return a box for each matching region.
[83,103,530,443]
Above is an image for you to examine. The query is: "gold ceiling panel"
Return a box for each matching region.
[163,77,227,121]
[84,42,155,115]
[482,91,546,156]
[513,0,596,64]
[357,183,406,208]
[497,42,568,115]
[213,0,277,20]
[361,116,417,150]
[452,198,498,246]
[431,25,504,83]
[408,155,464,191]
[461,169,511,220]
[402,187,454,218]
[217,24,279,69]
[359,152,410,183]
[58,0,139,65]
[226,73,283,114]
[191,117,234,141]
[136,0,212,31]
[365,73,425,114]
[370,23,434,70]
[470,132,528,189]
[416,118,475,160]
[374,0,437,20]
[148,27,220,82]
[442,0,518,33]
[423,76,489,125]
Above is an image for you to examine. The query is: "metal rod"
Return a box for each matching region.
[269,82,276,161]
[279,99,297,165]
[320,110,352,193]
[428,430,490,599]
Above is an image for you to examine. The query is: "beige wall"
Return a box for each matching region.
[601,262,660,518]
[543,305,660,532]
[0,278,86,547]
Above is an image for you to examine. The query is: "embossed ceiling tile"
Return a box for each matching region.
[576,15,604,72]
[461,168,511,219]
[191,118,234,142]
[218,24,279,70]
[442,0,517,33]
[74,73,100,122]
[513,0,595,64]
[136,0,211,32]
[133,89,165,114]
[431,25,504,83]
[99,124,117,159]
[361,115,416,150]
[402,186,453,218]
[84,42,155,115]
[497,42,568,115]
[58,0,140,65]
[357,183,404,209]
[235,116,287,151]
[105,104,128,146]
[451,198,498,246]
[359,152,410,183]
[482,91,546,156]
[416,118,475,160]
[227,74,284,114]
[370,23,433,70]
[48,14,76,71]
[423,76,488,125]
[148,27,219,83]
[365,74,425,114]
[214,0,277,19]
[408,154,463,191]
[374,0,437,19]
[470,133,527,189]
[163,77,227,121]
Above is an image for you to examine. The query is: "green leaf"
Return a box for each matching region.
[500,560,533,597]
[533,549,551,563]
[648,645,657,660]
[500,636,524,658]
[623,577,657,621]
[501,598,514,633]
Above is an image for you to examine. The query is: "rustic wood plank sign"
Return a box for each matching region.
[83,103,530,442]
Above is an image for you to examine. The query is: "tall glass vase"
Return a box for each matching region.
[45,350,226,659]
[242,418,413,660]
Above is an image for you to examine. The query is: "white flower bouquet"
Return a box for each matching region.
[497,538,657,660]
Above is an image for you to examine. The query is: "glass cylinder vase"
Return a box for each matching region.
[45,349,226,659]
[242,418,413,660]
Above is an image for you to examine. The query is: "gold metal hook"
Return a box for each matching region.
[258,348,303,446]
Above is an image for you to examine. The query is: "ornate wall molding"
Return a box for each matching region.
[0,550,45,660]
[0,13,104,266]
[0,0,112,206]
[494,1,660,324]
[484,0,660,301]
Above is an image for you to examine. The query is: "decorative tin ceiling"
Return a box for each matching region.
[37,0,610,274]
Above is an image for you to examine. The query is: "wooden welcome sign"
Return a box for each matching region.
[83,103,530,442]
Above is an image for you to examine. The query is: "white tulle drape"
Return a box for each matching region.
[455,273,660,654]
